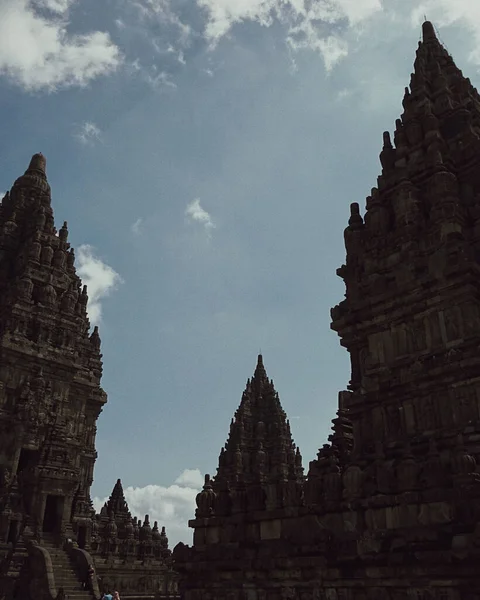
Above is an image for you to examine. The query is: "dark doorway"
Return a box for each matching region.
[7,520,19,544]
[43,495,64,533]
[77,526,86,549]
[17,448,39,475]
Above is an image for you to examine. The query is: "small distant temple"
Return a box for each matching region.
[0,155,177,598]
[173,21,480,600]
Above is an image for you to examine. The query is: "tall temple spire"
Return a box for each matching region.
[0,153,101,357]
[0,154,107,546]
[214,355,303,489]
[332,20,480,456]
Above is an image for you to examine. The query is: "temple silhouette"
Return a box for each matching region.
[1,18,480,600]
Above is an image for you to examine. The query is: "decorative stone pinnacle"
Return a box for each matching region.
[422,21,438,43]
[27,153,47,175]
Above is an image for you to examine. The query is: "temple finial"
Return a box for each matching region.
[27,153,46,175]
[422,21,437,43]
[12,152,50,195]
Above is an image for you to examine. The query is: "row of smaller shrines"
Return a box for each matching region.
[0,475,179,597]
[89,479,178,596]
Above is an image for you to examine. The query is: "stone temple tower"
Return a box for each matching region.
[194,354,304,541]
[0,154,106,587]
[0,154,178,600]
[174,22,480,599]
[331,19,480,461]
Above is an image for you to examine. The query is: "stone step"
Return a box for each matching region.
[42,545,85,595]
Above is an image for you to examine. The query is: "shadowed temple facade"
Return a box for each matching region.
[173,21,480,600]
[0,154,177,598]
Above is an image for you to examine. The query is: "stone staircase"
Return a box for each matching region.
[41,536,93,600]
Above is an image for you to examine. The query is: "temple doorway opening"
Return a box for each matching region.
[77,525,86,549]
[43,495,64,533]
[7,520,19,544]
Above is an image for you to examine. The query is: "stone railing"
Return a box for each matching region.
[66,542,102,600]
[27,541,57,599]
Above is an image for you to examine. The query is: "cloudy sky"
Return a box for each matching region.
[0,0,478,547]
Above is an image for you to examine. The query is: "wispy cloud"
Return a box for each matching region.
[93,468,203,548]
[145,67,177,90]
[34,0,73,13]
[133,0,192,46]
[76,245,123,326]
[336,88,354,101]
[75,121,102,146]
[131,217,143,235]
[195,0,382,70]
[185,198,216,237]
[0,0,121,92]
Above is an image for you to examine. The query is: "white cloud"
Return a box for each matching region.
[134,0,191,40]
[0,0,121,91]
[145,67,177,90]
[131,217,143,235]
[93,468,203,548]
[336,88,354,102]
[75,121,102,146]
[76,245,123,325]
[174,469,204,488]
[196,0,382,70]
[126,60,177,90]
[185,198,216,237]
[34,0,73,14]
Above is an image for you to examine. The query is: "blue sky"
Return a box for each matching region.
[0,0,478,546]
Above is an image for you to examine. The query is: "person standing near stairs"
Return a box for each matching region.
[83,563,95,592]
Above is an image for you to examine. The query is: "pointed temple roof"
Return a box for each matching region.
[331,20,480,460]
[214,355,303,488]
[0,154,103,376]
[105,478,131,520]
[375,20,480,190]
[338,19,480,304]
[12,153,50,195]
